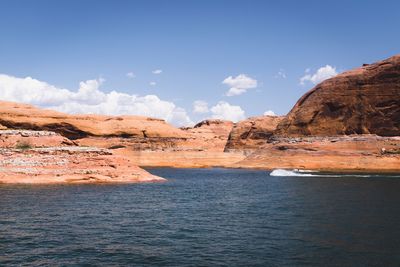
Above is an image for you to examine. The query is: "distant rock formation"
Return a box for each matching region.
[225,116,284,151]
[233,134,400,172]
[276,55,400,136]
[0,101,188,140]
[181,119,234,152]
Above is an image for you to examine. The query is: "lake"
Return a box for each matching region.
[1,168,400,266]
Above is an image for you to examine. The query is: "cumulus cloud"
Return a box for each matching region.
[210,101,245,122]
[149,81,156,86]
[222,74,257,96]
[193,100,209,114]
[300,65,338,85]
[126,72,135,78]
[0,74,193,127]
[152,69,162,74]
[263,110,276,116]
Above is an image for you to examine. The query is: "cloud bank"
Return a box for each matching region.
[210,101,245,122]
[192,100,209,114]
[0,74,193,127]
[300,65,338,85]
[222,74,257,96]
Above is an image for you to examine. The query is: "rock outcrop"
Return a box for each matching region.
[0,102,243,170]
[181,119,234,151]
[234,135,400,172]
[276,55,400,136]
[0,130,165,184]
[0,101,188,140]
[107,119,245,168]
[0,130,75,148]
[224,116,284,151]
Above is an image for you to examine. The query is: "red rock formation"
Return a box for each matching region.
[234,135,400,172]
[0,130,165,184]
[181,119,234,152]
[0,101,188,140]
[0,130,75,148]
[0,102,242,169]
[276,55,400,136]
[0,146,164,184]
[225,116,284,151]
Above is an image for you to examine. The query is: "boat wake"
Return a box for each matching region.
[270,169,318,177]
[269,169,400,178]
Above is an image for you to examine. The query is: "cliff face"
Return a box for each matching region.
[224,116,284,151]
[276,55,400,136]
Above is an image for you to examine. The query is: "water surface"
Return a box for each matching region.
[1,168,400,266]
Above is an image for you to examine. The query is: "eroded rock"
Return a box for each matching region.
[276,55,400,136]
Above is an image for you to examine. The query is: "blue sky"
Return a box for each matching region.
[0,0,399,125]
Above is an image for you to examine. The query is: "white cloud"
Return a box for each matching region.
[0,74,193,127]
[300,65,338,85]
[149,81,156,86]
[193,100,209,114]
[263,110,276,116]
[210,101,245,122]
[126,72,135,78]
[222,74,257,96]
[276,69,286,79]
[152,69,162,74]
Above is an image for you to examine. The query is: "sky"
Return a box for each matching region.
[0,0,399,126]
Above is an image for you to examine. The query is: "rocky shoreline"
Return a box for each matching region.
[0,130,165,184]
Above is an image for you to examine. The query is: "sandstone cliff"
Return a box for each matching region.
[276,55,400,136]
[224,116,284,151]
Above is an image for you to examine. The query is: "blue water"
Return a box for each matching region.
[1,168,400,266]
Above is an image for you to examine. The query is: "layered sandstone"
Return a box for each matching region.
[0,130,164,184]
[225,116,284,151]
[234,135,400,172]
[0,101,188,140]
[101,119,244,168]
[0,102,242,170]
[0,130,75,148]
[181,119,234,151]
[276,55,400,136]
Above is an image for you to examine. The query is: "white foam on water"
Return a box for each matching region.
[269,169,400,178]
[269,169,317,177]
[297,169,319,173]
